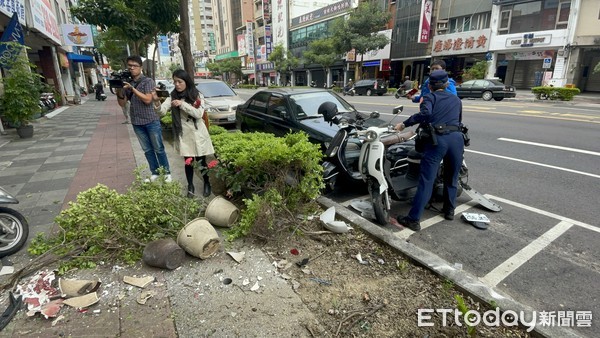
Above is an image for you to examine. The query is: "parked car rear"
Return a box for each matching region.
[352,79,387,96]
[456,79,516,101]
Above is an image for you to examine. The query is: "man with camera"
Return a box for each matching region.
[116,56,171,182]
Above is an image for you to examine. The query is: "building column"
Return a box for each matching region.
[486,52,498,79]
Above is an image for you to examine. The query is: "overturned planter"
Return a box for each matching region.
[142,238,185,270]
[177,218,220,259]
[205,196,239,228]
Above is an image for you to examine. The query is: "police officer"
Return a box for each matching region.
[394,69,464,231]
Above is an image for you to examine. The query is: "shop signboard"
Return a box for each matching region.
[32,0,61,44]
[272,0,288,50]
[431,29,491,56]
[0,0,25,21]
[237,34,247,56]
[61,24,95,47]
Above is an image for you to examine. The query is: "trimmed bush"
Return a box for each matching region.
[531,86,580,101]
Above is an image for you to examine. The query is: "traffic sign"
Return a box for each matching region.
[542,58,552,69]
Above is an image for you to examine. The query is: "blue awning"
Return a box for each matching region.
[67,52,95,63]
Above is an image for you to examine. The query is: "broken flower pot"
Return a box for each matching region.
[177,218,220,259]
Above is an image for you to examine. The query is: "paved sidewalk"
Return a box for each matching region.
[0,96,321,337]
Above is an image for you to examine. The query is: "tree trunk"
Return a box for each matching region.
[178,0,195,74]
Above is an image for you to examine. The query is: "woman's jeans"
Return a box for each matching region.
[132,120,170,175]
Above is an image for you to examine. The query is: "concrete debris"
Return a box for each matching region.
[16,270,62,318]
[250,282,260,292]
[123,276,155,288]
[58,278,101,298]
[355,253,369,265]
[63,292,100,309]
[227,251,246,263]
[51,315,65,327]
[136,290,156,305]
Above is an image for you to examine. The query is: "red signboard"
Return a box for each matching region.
[418,0,433,43]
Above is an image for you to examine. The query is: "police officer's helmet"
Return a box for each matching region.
[318,101,338,122]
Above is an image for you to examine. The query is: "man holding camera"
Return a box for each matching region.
[116,56,171,182]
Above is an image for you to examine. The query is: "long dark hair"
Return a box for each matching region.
[170,69,199,104]
[170,69,200,138]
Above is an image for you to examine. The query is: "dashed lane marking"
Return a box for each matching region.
[498,138,600,156]
[465,149,600,179]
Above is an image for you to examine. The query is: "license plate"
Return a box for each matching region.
[461,213,490,223]
[227,115,236,121]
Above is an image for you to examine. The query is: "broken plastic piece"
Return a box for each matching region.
[123,276,155,288]
[319,207,353,233]
[0,293,22,330]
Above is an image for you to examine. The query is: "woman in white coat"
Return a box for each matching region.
[154,69,215,197]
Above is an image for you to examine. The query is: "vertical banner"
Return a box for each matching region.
[272,0,289,50]
[265,25,272,60]
[237,34,247,56]
[0,12,25,68]
[262,0,271,22]
[418,0,433,43]
[246,21,254,60]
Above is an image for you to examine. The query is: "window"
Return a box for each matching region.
[267,95,287,117]
[556,1,570,29]
[499,10,511,33]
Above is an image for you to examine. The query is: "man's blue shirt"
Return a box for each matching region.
[412,77,457,103]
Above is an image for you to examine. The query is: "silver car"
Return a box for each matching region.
[195,79,245,126]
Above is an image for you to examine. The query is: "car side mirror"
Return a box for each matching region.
[370,111,380,119]
[392,105,404,115]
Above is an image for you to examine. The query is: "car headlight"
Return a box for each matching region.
[205,106,219,114]
[365,130,378,142]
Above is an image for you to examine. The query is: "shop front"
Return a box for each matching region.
[489,29,568,88]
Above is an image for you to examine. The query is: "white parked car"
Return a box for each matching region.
[195,79,245,127]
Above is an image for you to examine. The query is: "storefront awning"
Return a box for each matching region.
[66,52,95,63]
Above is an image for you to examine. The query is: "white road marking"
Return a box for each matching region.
[465,149,600,179]
[480,220,573,287]
[498,138,600,156]
[485,194,599,233]
[394,201,478,240]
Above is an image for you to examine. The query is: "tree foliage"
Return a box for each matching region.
[71,0,179,58]
[206,59,242,79]
[96,28,131,70]
[331,2,390,56]
[269,44,299,84]
[461,60,488,81]
[303,38,338,70]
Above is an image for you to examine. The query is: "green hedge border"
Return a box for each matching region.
[531,87,580,101]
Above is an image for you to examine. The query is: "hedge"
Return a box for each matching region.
[531,86,580,101]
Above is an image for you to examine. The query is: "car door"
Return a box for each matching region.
[239,91,270,131]
[471,80,488,98]
[264,94,295,137]
[456,80,473,98]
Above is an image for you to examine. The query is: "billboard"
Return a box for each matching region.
[61,24,95,47]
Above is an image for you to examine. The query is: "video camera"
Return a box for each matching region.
[108,69,133,89]
[156,82,170,98]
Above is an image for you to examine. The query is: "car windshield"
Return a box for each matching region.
[195,82,236,98]
[288,92,355,119]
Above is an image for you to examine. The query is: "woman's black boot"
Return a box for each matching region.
[203,176,211,197]
[187,184,195,198]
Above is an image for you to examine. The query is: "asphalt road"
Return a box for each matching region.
[235,89,600,337]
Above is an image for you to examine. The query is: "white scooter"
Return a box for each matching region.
[0,187,29,257]
[357,106,502,226]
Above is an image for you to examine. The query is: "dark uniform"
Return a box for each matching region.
[398,70,464,229]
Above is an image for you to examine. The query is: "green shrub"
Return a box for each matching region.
[209,131,324,240]
[28,171,202,273]
[461,60,488,81]
[531,86,580,101]
[238,84,259,89]
[208,124,227,135]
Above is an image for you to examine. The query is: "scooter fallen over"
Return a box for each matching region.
[0,186,29,257]
[320,103,501,226]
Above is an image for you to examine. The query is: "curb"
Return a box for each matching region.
[316,196,584,338]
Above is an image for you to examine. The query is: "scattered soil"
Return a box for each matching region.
[259,217,531,337]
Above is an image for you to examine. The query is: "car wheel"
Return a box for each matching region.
[494,97,504,101]
[482,91,493,101]
[366,89,373,96]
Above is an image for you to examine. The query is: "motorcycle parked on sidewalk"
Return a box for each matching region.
[0,186,29,257]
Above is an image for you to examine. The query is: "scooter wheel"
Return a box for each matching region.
[0,207,29,257]
[369,180,389,226]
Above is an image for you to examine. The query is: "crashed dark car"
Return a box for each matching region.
[236,88,377,150]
